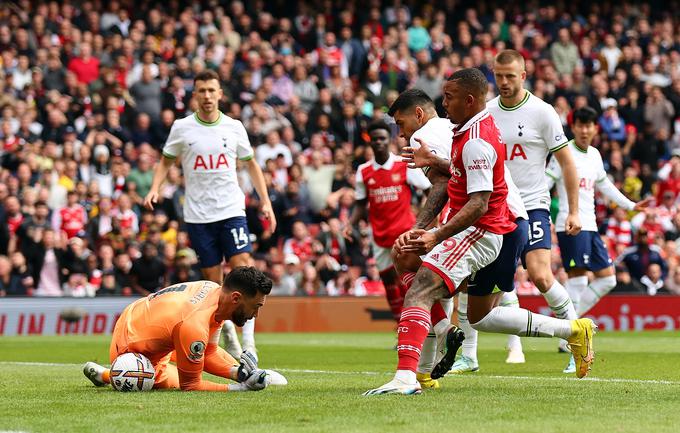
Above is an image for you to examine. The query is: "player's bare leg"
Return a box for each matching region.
[391,247,457,388]
[526,249,578,320]
[364,267,454,395]
[230,253,257,353]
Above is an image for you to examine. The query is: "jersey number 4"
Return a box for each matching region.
[231,227,249,250]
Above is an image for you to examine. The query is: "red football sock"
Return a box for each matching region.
[430,301,448,328]
[396,307,432,372]
[381,270,404,321]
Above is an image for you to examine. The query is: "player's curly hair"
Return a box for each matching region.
[223,267,273,296]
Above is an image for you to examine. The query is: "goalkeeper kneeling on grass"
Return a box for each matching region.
[83,267,287,391]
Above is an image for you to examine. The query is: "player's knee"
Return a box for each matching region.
[392,251,422,275]
[529,271,554,292]
[403,269,441,308]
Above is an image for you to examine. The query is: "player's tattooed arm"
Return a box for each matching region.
[414,176,449,229]
[434,191,490,243]
[403,191,490,254]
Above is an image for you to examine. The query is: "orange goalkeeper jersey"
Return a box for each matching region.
[111,280,237,391]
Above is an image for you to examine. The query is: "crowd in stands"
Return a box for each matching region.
[0,0,680,297]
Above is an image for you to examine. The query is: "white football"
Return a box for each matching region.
[264,369,288,386]
[110,353,156,392]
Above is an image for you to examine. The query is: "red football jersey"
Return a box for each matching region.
[447,110,516,235]
[356,155,422,248]
[57,206,87,238]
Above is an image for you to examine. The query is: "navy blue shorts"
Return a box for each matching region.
[520,209,552,267]
[186,216,253,268]
[468,218,528,296]
[557,231,612,272]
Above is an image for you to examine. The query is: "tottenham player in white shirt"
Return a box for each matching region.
[389,89,528,381]
[387,89,458,390]
[144,70,276,356]
[481,50,582,372]
[546,107,650,372]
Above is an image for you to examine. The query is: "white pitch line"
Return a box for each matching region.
[2,362,678,386]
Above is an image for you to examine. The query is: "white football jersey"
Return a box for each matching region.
[162,112,254,224]
[409,116,527,222]
[409,117,454,174]
[488,92,569,211]
[545,142,605,232]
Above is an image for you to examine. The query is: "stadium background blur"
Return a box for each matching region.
[0,0,679,300]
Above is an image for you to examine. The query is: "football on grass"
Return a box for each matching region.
[110,353,156,392]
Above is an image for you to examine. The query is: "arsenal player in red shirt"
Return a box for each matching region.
[364,69,596,396]
[345,121,431,321]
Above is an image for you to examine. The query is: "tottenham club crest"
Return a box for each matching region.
[517,122,524,137]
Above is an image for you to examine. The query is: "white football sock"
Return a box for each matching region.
[417,331,437,374]
[500,290,523,352]
[578,275,617,316]
[457,292,478,360]
[471,306,573,339]
[242,318,255,348]
[565,276,588,315]
[420,297,453,373]
[543,281,578,320]
[440,297,454,319]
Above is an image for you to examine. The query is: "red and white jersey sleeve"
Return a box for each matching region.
[461,138,497,194]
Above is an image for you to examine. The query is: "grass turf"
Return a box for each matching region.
[1,331,679,433]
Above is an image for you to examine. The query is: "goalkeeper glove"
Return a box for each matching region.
[228,369,269,392]
[237,350,259,382]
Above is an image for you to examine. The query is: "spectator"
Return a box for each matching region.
[129,242,166,296]
[616,229,668,285]
[256,130,293,168]
[550,28,579,76]
[0,0,679,299]
[130,66,162,120]
[304,151,336,216]
[67,42,100,85]
[599,99,627,143]
[0,255,26,296]
[644,87,675,134]
[283,221,314,263]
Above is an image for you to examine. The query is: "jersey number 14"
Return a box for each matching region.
[231,227,249,250]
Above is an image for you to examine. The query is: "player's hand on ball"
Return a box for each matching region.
[243,369,269,391]
[237,350,259,382]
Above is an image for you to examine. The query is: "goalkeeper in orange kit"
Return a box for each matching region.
[83,267,284,392]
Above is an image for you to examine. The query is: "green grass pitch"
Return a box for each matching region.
[1,332,680,433]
